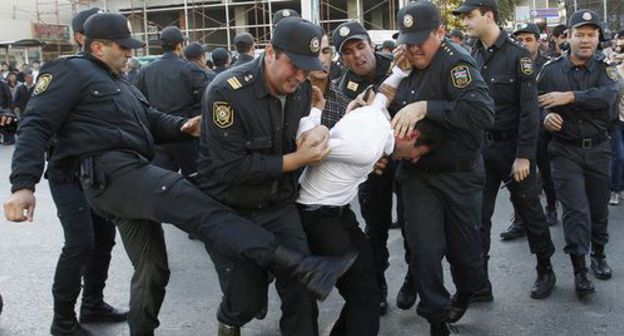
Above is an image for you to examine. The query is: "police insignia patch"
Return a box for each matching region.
[606,66,619,81]
[339,26,350,37]
[33,74,53,95]
[450,65,471,88]
[347,81,359,91]
[520,57,534,75]
[213,101,234,128]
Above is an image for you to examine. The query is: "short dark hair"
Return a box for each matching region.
[414,119,444,149]
[162,42,181,52]
[617,30,624,39]
[476,6,499,24]
[83,38,113,54]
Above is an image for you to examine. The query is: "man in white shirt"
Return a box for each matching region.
[295,64,443,335]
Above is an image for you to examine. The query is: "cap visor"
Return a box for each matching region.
[338,34,370,54]
[452,5,476,15]
[397,29,433,46]
[286,52,323,71]
[570,22,600,30]
[116,37,146,49]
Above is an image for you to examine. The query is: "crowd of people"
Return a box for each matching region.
[1,1,623,336]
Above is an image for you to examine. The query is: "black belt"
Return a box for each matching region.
[297,203,350,216]
[552,132,609,149]
[485,129,517,142]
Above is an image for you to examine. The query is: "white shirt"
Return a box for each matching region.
[297,95,395,206]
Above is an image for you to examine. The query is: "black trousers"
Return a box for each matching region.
[537,132,557,209]
[48,180,116,312]
[80,151,278,334]
[358,161,411,287]
[482,140,555,259]
[549,140,611,256]
[397,164,484,324]
[298,205,380,336]
[207,205,318,336]
[152,141,198,176]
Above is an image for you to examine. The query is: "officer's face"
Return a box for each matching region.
[94,41,133,75]
[461,9,490,38]
[404,27,444,70]
[340,39,376,78]
[309,35,332,81]
[569,26,600,61]
[515,33,539,56]
[265,45,309,95]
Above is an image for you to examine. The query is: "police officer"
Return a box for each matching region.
[134,26,208,177]
[3,13,355,336]
[232,33,255,67]
[539,9,619,297]
[50,8,129,336]
[0,111,15,319]
[453,0,556,303]
[196,17,339,336]
[501,23,557,240]
[272,8,300,26]
[389,2,494,334]
[332,20,415,314]
[184,42,216,80]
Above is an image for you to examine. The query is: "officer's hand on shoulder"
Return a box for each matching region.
[3,189,36,223]
[180,115,202,137]
[392,101,427,139]
[543,113,563,132]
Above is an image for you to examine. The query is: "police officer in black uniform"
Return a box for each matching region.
[539,9,619,297]
[332,20,415,314]
[272,8,300,26]
[453,0,556,303]
[232,33,255,67]
[184,42,217,82]
[4,13,355,336]
[196,17,342,336]
[389,2,494,334]
[134,26,209,176]
[49,8,129,336]
[502,23,557,240]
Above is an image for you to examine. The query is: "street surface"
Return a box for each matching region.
[0,144,622,335]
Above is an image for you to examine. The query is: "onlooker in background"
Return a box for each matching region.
[609,33,624,205]
[31,60,41,79]
[185,42,216,82]
[449,28,471,52]
[0,78,14,144]
[5,72,19,107]
[380,40,395,54]
[13,69,35,117]
[124,57,141,83]
[546,24,567,57]
[232,32,255,67]
[211,47,230,73]
[0,62,8,80]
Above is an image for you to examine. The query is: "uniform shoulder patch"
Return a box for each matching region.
[346,80,359,92]
[213,101,234,128]
[450,65,472,88]
[33,74,53,95]
[226,76,243,90]
[606,66,619,82]
[520,57,534,76]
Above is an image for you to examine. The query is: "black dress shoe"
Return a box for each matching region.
[218,322,241,336]
[79,301,128,324]
[430,321,457,336]
[51,315,91,336]
[468,281,493,303]
[396,276,417,310]
[448,293,470,323]
[545,207,558,226]
[530,266,556,299]
[131,332,154,336]
[380,277,388,316]
[500,215,526,240]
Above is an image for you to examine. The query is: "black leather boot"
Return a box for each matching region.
[500,211,526,240]
[448,292,470,323]
[590,244,612,280]
[570,254,595,297]
[270,246,358,301]
[469,256,493,303]
[79,300,128,324]
[430,321,457,336]
[530,257,556,299]
[51,305,91,336]
[218,322,241,336]
[396,274,417,310]
[380,276,388,316]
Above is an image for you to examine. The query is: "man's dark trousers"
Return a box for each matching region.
[481,139,555,259]
[548,140,610,256]
[299,205,380,336]
[80,151,278,334]
[48,180,116,310]
[207,204,318,336]
[398,167,484,324]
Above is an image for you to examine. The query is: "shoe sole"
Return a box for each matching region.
[576,288,596,298]
[79,316,128,324]
[592,272,612,280]
[500,234,526,241]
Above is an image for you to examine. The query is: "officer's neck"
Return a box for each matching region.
[569,53,592,66]
[479,25,501,49]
